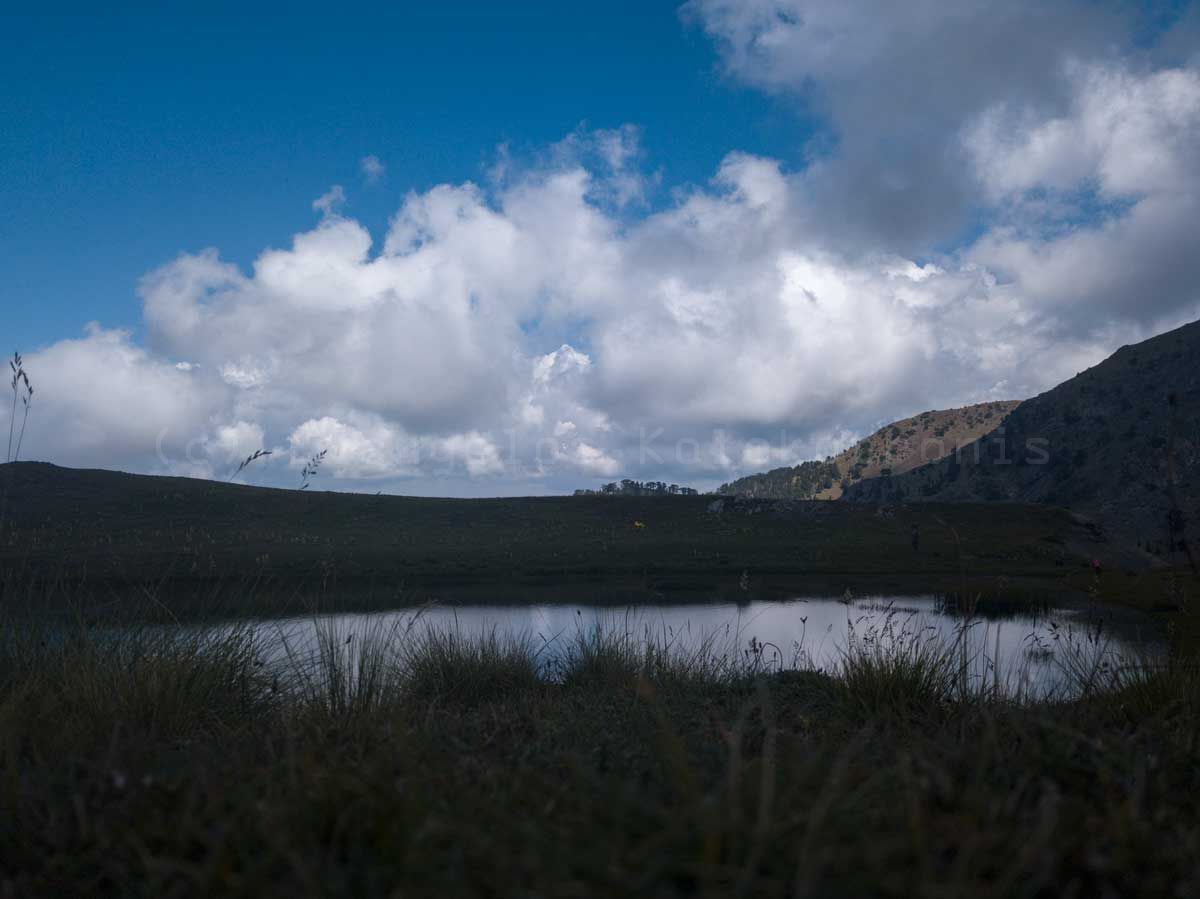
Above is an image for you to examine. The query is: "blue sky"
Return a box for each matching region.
[2,1,814,352]
[3,2,1198,494]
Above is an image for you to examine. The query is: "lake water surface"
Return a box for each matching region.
[237,593,1165,699]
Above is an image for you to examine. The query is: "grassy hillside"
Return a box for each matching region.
[845,320,1200,556]
[0,461,1109,615]
[716,457,841,500]
[717,401,1021,499]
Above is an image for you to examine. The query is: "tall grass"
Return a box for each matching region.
[300,448,327,490]
[400,623,543,701]
[835,610,959,716]
[547,611,793,691]
[0,615,273,750]
[279,614,408,719]
[555,616,647,687]
[829,601,1151,712]
[6,351,33,464]
[231,447,273,480]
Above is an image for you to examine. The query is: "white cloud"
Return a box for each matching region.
[533,345,591,386]
[965,65,1200,202]
[21,132,1177,492]
[288,414,419,480]
[570,441,620,477]
[963,64,1200,322]
[682,0,1154,252]
[439,431,505,477]
[19,7,1200,495]
[13,325,227,473]
[360,154,386,184]
[312,184,347,219]
[211,421,266,471]
[220,360,270,390]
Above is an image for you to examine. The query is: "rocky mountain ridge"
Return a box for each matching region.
[845,319,1200,556]
[717,401,1021,500]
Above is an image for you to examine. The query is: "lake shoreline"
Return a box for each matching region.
[3,601,1197,896]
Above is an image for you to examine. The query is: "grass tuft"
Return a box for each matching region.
[835,610,959,717]
[0,617,273,752]
[400,622,544,703]
[282,615,404,720]
[556,618,646,688]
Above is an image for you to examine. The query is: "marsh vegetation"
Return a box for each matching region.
[1,590,1195,896]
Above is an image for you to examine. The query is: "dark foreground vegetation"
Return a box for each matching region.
[2,602,1198,898]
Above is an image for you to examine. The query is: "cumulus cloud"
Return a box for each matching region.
[11,324,228,475]
[569,441,620,477]
[964,65,1200,201]
[16,5,1200,495]
[962,63,1200,326]
[533,345,591,386]
[439,431,505,478]
[682,0,1167,252]
[287,414,419,480]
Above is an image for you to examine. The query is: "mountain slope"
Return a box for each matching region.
[845,319,1200,553]
[717,401,1021,499]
